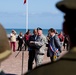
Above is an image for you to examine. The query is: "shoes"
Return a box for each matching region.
[16,49,19,51]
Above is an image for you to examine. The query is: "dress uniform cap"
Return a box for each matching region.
[56,0,76,13]
[0,24,12,62]
[37,27,42,30]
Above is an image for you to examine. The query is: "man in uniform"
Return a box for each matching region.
[30,27,47,66]
[0,24,15,75]
[24,0,76,75]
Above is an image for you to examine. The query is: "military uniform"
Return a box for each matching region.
[35,34,47,66]
[0,24,11,62]
[24,0,76,75]
[25,48,76,75]
[0,24,15,75]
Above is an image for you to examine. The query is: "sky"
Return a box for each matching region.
[0,0,64,29]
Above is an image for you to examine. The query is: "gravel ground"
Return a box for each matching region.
[0,46,67,75]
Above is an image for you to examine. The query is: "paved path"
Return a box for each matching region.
[1,49,67,75]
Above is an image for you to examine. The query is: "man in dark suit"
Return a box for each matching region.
[24,0,76,75]
[48,28,62,62]
[30,27,48,67]
[28,29,38,71]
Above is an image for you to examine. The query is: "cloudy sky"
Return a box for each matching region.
[0,0,64,29]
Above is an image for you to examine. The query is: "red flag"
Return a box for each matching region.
[24,0,26,4]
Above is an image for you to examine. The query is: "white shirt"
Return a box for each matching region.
[10,33,16,42]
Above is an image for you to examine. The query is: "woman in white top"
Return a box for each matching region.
[10,30,17,52]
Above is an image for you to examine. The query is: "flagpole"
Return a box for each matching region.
[21,0,28,75]
[26,0,28,32]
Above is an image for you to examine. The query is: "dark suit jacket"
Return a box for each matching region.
[28,35,37,49]
[49,35,62,52]
[24,47,76,75]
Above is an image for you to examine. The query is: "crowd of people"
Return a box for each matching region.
[24,0,76,75]
[1,0,76,75]
[9,27,70,72]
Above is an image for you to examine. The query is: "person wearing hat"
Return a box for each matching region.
[24,0,76,75]
[0,24,16,75]
[29,27,48,67]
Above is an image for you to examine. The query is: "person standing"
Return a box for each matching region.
[10,30,17,52]
[28,29,38,71]
[24,29,31,50]
[63,35,70,50]
[17,32,24,51]
[24,0,76,75]
[46,30,51,57]
[30,27,48,66]
[58,31,64,46]
[48,28,62,62]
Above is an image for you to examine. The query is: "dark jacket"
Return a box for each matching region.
[49,35,62,53]
[28,35,37,49]
[17,35,23,44]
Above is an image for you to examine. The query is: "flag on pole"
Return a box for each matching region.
[24,0,28,32]
[24,0,26,4]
